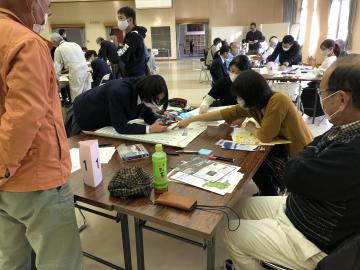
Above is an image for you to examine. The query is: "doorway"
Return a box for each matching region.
[176,20,209,59]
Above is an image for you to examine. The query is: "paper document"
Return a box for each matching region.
[83,122,207,148]
[168,157,244,195]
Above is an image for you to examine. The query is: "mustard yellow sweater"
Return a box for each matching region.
[220,92,313,157]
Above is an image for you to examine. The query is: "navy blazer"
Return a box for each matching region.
[210,57,228,83]
[91,58,113,87]
[73,79,158,134]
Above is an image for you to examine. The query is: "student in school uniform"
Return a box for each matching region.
[199,55,252,114]
[68,75,169,136]
[177,70,313,195]
[210,45,230,84]
[85,50,113,87]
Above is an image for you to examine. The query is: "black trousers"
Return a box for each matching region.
[252,146,288,196]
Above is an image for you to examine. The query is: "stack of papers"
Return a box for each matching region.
[231,128,291,146]
[168,157,244,195]
[70,147,116,173]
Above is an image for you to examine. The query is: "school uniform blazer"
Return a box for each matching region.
[210,57,228,83]
[73,79,158,134]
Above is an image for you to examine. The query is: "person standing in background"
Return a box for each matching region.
[246,22,265,55]
[147,48,158,75]
[96,36,123,78]
[59,28,68,41]
[0,1,82,269]
[116,6,147,78]
[189,40,194,56]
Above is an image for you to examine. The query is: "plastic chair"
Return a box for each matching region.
[261,233,360,270]
[199,58,210,83]
[271,82,302,110]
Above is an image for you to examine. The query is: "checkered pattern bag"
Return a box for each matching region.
[108,167,153,200]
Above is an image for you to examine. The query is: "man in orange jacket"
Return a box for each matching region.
[0,0,82,269]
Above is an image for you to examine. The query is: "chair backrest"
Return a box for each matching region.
[99,73,111,86]
[316,233,360,270]
[271,82,301,102]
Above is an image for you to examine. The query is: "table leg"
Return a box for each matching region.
[134,218,145,270]
[313,88,319,124]
[206,237,215,270]
[30,249,36,270]
[119,214,132,270]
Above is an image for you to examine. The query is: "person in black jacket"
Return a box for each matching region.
[199,55,251,113]
[210,45,230,85]
[267,35,301,70]
[116,6,146,78]
[245,22,265,55]
[71,75,169,136]
[85,50,113,87]
[96,37,119,64]
[224,55,360,270]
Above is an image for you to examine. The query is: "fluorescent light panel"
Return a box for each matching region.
[135,0,172,9]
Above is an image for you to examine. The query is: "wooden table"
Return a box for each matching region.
[261,72,322,124]
[68,125,271,270]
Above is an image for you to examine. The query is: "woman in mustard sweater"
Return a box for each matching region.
[177,70,313,195]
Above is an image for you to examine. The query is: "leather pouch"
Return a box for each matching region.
[155,192,197,211]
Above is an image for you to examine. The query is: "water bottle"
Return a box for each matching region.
[152,144,168,194]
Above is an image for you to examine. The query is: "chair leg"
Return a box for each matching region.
[77,206,88,233]
[30,249,36,270]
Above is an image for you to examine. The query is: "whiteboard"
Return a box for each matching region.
[211,26,247,43]
[260,23,290,42]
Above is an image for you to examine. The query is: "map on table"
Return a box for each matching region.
[168,157,243,195]
[82,122,207,148]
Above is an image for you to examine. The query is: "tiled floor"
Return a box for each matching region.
[78,58,331,270]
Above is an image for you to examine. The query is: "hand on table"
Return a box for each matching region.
[149,121,168,133]
[278,65,287,71]
[174,118,192,129]
[245,121,257,133]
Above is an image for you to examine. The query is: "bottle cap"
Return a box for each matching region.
[155,144,163,152]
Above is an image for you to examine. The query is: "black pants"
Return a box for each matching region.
[252,146,288,196]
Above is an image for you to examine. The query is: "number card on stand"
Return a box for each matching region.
[79,140,103,187]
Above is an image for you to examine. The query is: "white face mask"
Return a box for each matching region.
[118,19,129,31]
[143,101,164,113]
[236,97,246,108]
[31,0,48,34]
[282,46,290,51]
[229,72,238,82]
[321,49,329,57]
[320,90,341,120]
